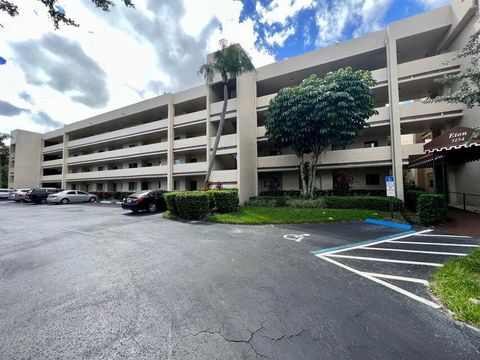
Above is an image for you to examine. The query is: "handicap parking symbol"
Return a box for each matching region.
[283,233,310,242]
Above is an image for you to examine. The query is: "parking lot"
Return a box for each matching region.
[1,200,479,359]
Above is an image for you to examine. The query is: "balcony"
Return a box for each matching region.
[68,119,168,149]
[43,143,63,154]
[67,142,168,165]
[210,169,237,183]
[174,136,207,151]
[41,174,62,182]
[67,166,168,181]
[210,99,237,121]
[401,143,424,160]
[371,68,388,87]
[211,134,237,149]
[398,52,460,83]
[42,159,63,168]
[174,110,207,127]
[173,162,207,174]
[258,146,393,170]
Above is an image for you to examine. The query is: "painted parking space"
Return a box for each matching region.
[310,227,480,309]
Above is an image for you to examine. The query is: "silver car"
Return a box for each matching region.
[47,190,97,204]
[0,188,13,199]
[10,188,31,202]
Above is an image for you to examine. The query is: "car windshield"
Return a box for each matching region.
[130,191,151,198]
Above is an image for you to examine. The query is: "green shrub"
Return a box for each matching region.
[286,197,326,208]
[249,196,288,207]
[322,196,403,211]
[405,190,427,212]
[164,192,179,215]
[417,194,447,225]
[175,191,210,220]
[212,190,239,213]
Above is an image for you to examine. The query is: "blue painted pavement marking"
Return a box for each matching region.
[310,230,416,255]
[364,218,413,230]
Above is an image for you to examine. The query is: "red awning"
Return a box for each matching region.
[424,127,480,153]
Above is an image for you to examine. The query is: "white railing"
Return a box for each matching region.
[210,169,237,183]
[67,166,168,181]
[42,159,63,168]
[174,136,207,150]
[43,143,63,153]
[174,109,207,126]
[173,162,207,174]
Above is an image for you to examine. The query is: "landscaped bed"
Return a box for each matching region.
[204,206,389,225]
[430,248,480,328]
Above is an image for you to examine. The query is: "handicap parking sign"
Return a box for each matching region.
[385,176,396,197]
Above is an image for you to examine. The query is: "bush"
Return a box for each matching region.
[164,192,179,215]
[322,196,403,211]
[211,190,239,213]
[249,196,288,207]
[175,191,210,220]
[405,190,428,212]
[258,189,387,197]
[417,194,447,225]
[286,197,326,208]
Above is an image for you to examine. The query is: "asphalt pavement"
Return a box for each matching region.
[0,200,479,359]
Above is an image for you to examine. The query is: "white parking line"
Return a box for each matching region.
[388,240,479,247]
[413,234,472,238]
[359,247,467,256]
[325,254,444,267]
[361,272,429,286]
[318,255,441,308]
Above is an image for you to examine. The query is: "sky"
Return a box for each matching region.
[0,0,451,135]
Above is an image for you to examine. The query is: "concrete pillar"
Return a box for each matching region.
[236,71,258,204]
[61,133,69,189]
[386,31,405,201]
[167,95,174,191]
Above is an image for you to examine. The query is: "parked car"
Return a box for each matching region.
[0,188,13,199]
[47,190,97,204]
[10,188,31,202]
[121,190,167,213]
[26,188,60,204]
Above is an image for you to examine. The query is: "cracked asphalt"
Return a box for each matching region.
[0,201,479,359]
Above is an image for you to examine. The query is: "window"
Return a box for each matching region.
[128,182,137,191]
[190,180,197,191]
[72,169,78,174]
[174,136,181,140]
[112,183,117,192]
[77,191,88,195]
[71,184,77,190]
[128,144,137,148]
[96,183,104,191]
[141,181,149,191]
[174,158,181,165]
[98,166,104,171]
[112,166,118,170]
[67,191,76,195]
[332,144,343,151]
[128,163,138,169]
[98,149,105,153]
[364,140,378,148]
[86,184,89,192]
[366,174,380,186]
[174,180,180,190]
[146,162,153,167]
[190,158,197,163]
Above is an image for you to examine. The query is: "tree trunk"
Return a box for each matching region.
[205,80,229,185]
[307,153,320,196]
[299,156,308,197]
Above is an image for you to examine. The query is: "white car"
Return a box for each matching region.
[0,188,13,199]
[47,190,97,204]
[10,188,31,202]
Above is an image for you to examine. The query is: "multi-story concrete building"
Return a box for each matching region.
[9,0,479,204]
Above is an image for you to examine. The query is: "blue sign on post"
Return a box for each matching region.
[385,176,396,197]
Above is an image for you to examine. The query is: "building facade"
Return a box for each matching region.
[8,0,480,204]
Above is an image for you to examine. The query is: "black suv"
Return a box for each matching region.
[121,190,167,213]
[26,188,60,204]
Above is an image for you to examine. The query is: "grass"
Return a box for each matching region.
[430,248,480,327]
[205,206,389,225]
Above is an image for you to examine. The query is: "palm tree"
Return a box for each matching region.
[198,39,255,186]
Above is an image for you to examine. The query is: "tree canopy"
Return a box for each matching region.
[0,133,9,188]
[0,0,134,29]
[265,68,377,196]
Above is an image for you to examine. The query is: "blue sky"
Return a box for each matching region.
[0,0,451,134]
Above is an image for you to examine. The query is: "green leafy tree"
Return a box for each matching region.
[0,133,10,188]
[0,0,134,29]
[198,39,255,185]
[265,68,377,196]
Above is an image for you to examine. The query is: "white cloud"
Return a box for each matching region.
[416,0,451,9]
[265,26,296,47]
[256,0,315,26]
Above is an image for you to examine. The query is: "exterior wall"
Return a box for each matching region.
[8,0,480,204]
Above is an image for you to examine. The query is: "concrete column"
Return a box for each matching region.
[236,71,258,204]
[61,133,69,189]
[167,95,174,191]
[386,31,405,201]
[206,85,212,185]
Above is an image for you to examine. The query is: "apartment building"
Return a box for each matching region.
[9,0,480,204]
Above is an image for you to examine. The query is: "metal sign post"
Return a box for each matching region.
[385,176,396,219]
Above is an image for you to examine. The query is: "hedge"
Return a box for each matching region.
[405,190,428,212]
[211,190,239,213]
[249,195,403,212]
[175,192,210,220]
[417,194,448,225]
[164,192,179,215]
[258,189,387,197]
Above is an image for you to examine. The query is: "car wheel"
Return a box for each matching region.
[148,203,157,213]
[61,198,69,205]
[41,198,47,204]
[89,197,96,203]
[131,209,139,213]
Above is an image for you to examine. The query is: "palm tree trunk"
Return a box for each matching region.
[205,81,229,185]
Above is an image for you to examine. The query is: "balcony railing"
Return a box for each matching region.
[41,174,62,182]
[398,52,460,83]
[67,142,168,165]
[173,136,207,151]
[42,159,63,168]
[174,109,207,127]
[43,143,63,153]
[210,169,237,183]
[210,99,237,121]
[210,134,237,149]
[173,162,207,174]
[68,119,168,149]
[67,166,168,181]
